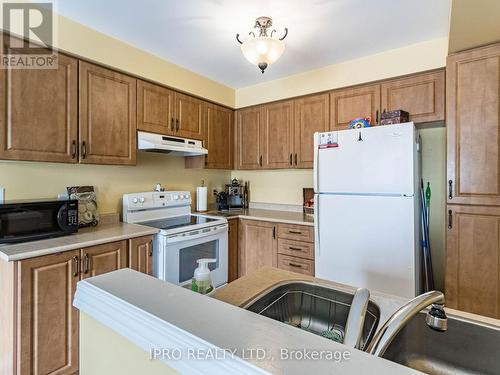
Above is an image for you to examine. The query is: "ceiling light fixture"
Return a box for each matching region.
[236,16,288,73]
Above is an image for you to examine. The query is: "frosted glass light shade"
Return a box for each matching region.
[241,37,285,66]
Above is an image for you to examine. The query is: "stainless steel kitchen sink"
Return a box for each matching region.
[383,312,500,374]
[244,282,380,350]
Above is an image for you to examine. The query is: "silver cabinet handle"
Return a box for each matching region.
[72,256,79,277]
[83,254,90,274]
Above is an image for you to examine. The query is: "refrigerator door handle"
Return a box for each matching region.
[313,132,319,192]
[314,193,320,256]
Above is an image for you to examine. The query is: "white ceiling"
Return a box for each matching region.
[55,0,451,89]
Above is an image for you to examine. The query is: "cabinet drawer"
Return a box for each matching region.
[277,223,314,242]
[278,239,314,260]
[277,254,314,276]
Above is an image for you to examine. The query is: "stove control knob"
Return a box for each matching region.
[184,194,189,199]
[132,197,138,204]
[173,195,179,200]
[139,197,145,203]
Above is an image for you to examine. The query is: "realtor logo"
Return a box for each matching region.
[1,2,58,69]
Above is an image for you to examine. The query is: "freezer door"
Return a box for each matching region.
[315,194,417,298]
[316,123,416,195]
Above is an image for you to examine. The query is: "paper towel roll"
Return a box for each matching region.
[196,186,208,212]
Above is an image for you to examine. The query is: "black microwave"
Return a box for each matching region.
[0,199,79,244]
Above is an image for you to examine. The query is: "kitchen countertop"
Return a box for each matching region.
[202,208,314,226]
[73,268,421,375]
[0,222,159,262]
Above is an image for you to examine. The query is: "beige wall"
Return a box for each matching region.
[80,312,179,375]
[1,153,229,214]
[449,0,500,53]
[235,37,448,108]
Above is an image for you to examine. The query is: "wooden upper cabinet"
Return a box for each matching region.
[239,219,277,277]
[294,93,330,168]
[80,240,128,279]
[446,205,500,319]
[236,107,263,169]
[205,104,233,169]
[261,100,294,169]
[137,80,175,135]
[79,61,137,165]
[330,84,380,130]
[381,70,445,123]
[129,236,153,276]
[174,92,204,140]
[17,250,80,375]
[0,53,78,163]
[447,44,500,206]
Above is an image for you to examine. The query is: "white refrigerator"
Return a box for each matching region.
[313,122,421,298]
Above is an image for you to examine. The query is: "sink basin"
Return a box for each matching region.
[244,282,380,350]
[383,312,500,374]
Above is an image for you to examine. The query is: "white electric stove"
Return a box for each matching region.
[123,191,228,288]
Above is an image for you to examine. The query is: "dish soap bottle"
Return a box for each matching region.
[191,259,216,294]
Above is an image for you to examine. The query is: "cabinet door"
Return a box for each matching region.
[446,205,500,319]
[129,236,153,275]
[205,104,233,169]
[447,44,500,206]
[79,61,136,165]
[0,51,78,163]
[261,100,294,169]
[294,93,329,168]
[17,250,80,375]
[228,218,239,282]
[239,219,277,277]
[81,240,128,279]
[381,70,445,123]
[235,107,263,169]
[330,84,380,130]
[174,92,204,140]
[137,80,175,135]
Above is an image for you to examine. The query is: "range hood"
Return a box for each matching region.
[138,131,208,157]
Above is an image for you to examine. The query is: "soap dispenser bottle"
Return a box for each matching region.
[191,258,216,294]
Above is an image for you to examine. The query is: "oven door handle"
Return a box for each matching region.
[166,225,228,244]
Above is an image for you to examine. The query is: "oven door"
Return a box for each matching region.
[155,224,228,288]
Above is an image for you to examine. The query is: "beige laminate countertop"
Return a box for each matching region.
[202,208,314,226]
[0,222,159,262]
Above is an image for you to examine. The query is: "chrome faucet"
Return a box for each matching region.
[367,291,448,357]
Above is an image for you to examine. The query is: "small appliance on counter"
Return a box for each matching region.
[215,179,249,211]
[0,199,79,244]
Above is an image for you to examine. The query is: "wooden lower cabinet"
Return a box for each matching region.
[17,250,80,375]
[129,235,154,275]
[1,237,152,375]
[446,205,500,319]
[239,219,277,277]
[228,218,239,282]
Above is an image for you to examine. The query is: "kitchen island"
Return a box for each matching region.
[73,267,421,375]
